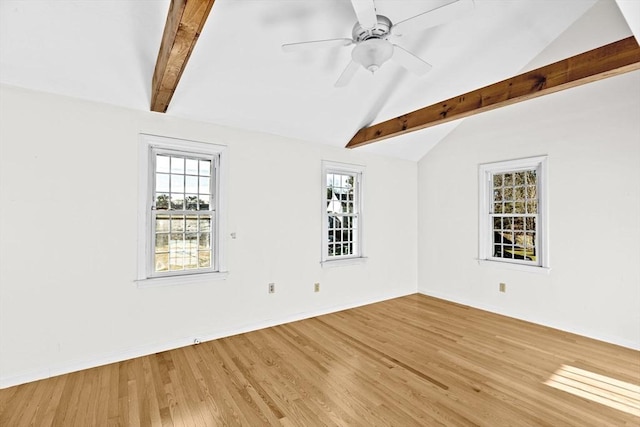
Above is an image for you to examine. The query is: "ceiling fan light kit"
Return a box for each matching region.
[352,38,394,73]
[282,0,472,86]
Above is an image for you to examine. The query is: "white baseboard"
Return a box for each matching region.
[417,289,640,351]
[0,289,413,389]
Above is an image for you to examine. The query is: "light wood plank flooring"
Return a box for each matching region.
[1,294,639,426]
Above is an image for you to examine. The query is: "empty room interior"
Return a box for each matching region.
[1,0,639,425]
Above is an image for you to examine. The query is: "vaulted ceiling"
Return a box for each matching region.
[1,0,637,160]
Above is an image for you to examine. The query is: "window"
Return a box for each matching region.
[322,161,364,264]
[137,134,227,286]
[479,156,549,271]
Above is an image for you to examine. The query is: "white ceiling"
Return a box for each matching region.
[0,0,635,160]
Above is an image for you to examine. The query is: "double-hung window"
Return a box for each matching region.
[322,161,364,264]
[479,156,549,271]
[137,134,227,286]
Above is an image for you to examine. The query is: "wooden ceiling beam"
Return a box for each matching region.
[151,0,215,113]
[346,36,640,149]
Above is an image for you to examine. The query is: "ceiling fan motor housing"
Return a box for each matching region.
[352,15,392,42]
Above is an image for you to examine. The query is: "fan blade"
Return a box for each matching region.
[335,60,361,87]
[391,45,432,75]
[282,38,353,52]
[391,0,474,36]
[350,0,377,29]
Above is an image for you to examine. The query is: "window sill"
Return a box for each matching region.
[135,271,229,288]
[477,259,551,275]
[321,257,368,268]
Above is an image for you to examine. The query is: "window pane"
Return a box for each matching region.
[515,187,525,200]
[504,202,514,213]
[527,185,537,199]
[199,232,210,249]
[155,253,169,272]
[515,201,525,213]
[527,200,538,214]
[493,244,502,257]
[514,172,525,185]
[156,194,169,210]
[156,215,170,232]
[526,170,537,185]
[169,254,183,270]
[171,216,184,232]
[185,234,198,269]
[525,232,535,249]
[505,245,515,258]
[170,195,184,210]
[493,188,502,202]
[156,173,170,192]
[185,195,198,210]
[156,155,170,173]
[184,253,198,269]
[199,177,210,194]
[185,176,198,193]
[171,175,184,193]
[170,157,184,174]
[170,232,184,248]
[199,160,211,176]
[155,233,169,252]
[503,187,513,200]
[199,251,211,268]
[186,216,198,232]
[200,217,211,232]
[493,174,503,188]
[504,173,513,186]
[344,216,352,229]
[513,217,524,230]
[169,232,184,270]
[186,159,199,175]
[199,195,210,211]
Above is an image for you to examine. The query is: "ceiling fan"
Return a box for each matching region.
[282,0,474,87]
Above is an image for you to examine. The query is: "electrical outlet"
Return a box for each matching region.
[314,282,320,292]
[499,282,506,292]
[268,283,275,293]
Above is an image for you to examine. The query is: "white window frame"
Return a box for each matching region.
[321,161,366,267]
[478,156,550,273]
[136,134,228,287]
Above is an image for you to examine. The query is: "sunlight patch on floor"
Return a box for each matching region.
[544,364,640,417]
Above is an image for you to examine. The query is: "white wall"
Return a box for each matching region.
[417,0,640,350]
[0,85,418,388]
[417,22,640,351]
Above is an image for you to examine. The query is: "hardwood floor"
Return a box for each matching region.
[1,294,639,426]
